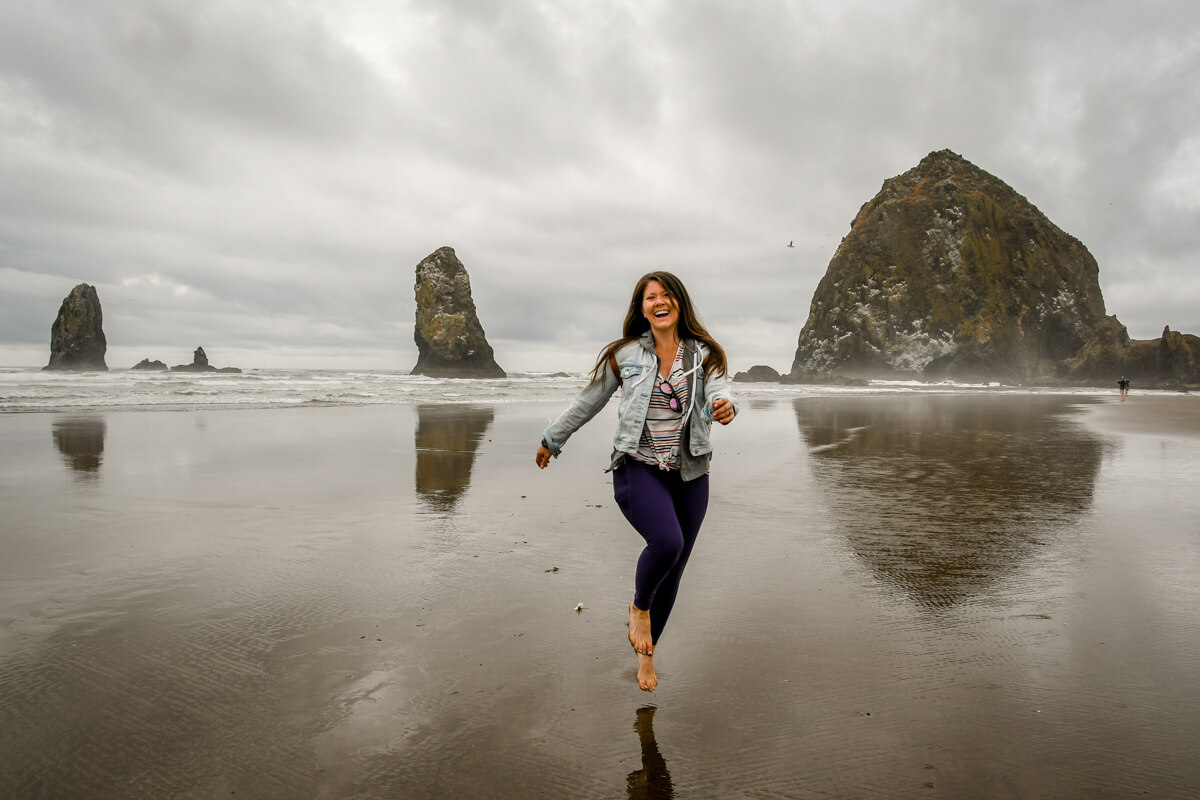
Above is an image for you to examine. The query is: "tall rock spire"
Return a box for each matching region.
[44,283,108,371]
[412,247,505,378]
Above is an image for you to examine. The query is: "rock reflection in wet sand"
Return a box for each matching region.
[51,416,106,475]
[795,395,1104,609]
[414,404,493,512]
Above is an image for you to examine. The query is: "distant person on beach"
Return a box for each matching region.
[1118,376,1131,399]
[535,272,738,691]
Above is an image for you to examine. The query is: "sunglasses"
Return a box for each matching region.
[659,380,680,412]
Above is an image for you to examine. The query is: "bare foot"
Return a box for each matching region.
[636,651,658,691]
[629,600,653,655]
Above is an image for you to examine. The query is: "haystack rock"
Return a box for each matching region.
[412,247,505,378]
[44,284,108,371]
[791,150,1120,383]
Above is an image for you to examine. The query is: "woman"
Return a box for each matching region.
[536,272,738,691]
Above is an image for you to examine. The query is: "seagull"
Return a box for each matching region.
[787,241,794,248]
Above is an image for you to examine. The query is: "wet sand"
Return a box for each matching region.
[2,394,1199,798]
[1080,392,1200,439]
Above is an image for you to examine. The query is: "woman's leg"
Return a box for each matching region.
[614,461,687,624]
[614,462,710,640]
[614,460,685,691]
[646,472,709,643]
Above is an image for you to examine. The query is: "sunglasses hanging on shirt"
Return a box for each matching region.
[659,380,680,412]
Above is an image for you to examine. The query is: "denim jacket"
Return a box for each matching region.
[542,332,738,481]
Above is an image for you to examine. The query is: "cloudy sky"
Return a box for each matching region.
[2,0,1198,372]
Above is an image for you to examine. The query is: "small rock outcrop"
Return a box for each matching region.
[733,365,782,382]
[171,347,241,373]
[1064,324,1200,388]
[1158,326,1200,383]
[412,247,505,378]
[44,284,108,371]
[132,358,168,371]
[791,150,1115,383]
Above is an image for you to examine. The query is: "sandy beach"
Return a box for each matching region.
[2,392,1199,798]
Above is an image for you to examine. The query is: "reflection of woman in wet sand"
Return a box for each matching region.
[536,272,737,691]
[627,706,674,798]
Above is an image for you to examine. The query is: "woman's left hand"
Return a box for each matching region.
[712,398,736,425]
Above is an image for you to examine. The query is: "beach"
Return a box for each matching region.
[2,391,1199,798]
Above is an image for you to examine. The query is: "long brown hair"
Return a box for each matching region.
[589,271,728,383]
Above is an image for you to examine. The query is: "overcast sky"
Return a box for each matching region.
[2,0,1198,372]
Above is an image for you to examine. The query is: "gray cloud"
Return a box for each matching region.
[2,0,1198,372]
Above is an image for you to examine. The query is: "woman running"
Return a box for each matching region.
[536,271,738,691]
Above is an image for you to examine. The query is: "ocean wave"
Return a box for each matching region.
[0,367,1126,413]
[0,368,589,412]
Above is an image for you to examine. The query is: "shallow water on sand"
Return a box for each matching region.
[1,396,1199,799]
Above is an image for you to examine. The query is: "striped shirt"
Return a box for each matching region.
[632,344,690,470]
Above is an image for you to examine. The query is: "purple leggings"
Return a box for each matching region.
[613,459,710,645]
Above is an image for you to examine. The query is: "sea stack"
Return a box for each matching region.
[132,358,168,370]
[171,347,241,373]
[791,150,1118,383]
[412,247,505,378]
[733,365,782,382]
[44,284,108,371]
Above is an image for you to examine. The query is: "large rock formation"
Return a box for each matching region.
[791,150,1178,384]
[44,284,108,371]
[412,247,505,378]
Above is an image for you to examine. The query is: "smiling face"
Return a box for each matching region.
[641,279,679,337]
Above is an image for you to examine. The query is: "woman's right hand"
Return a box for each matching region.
[536,444,552,469]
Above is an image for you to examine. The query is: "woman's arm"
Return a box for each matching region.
[537,362,621,466]
[703,366,739,425]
